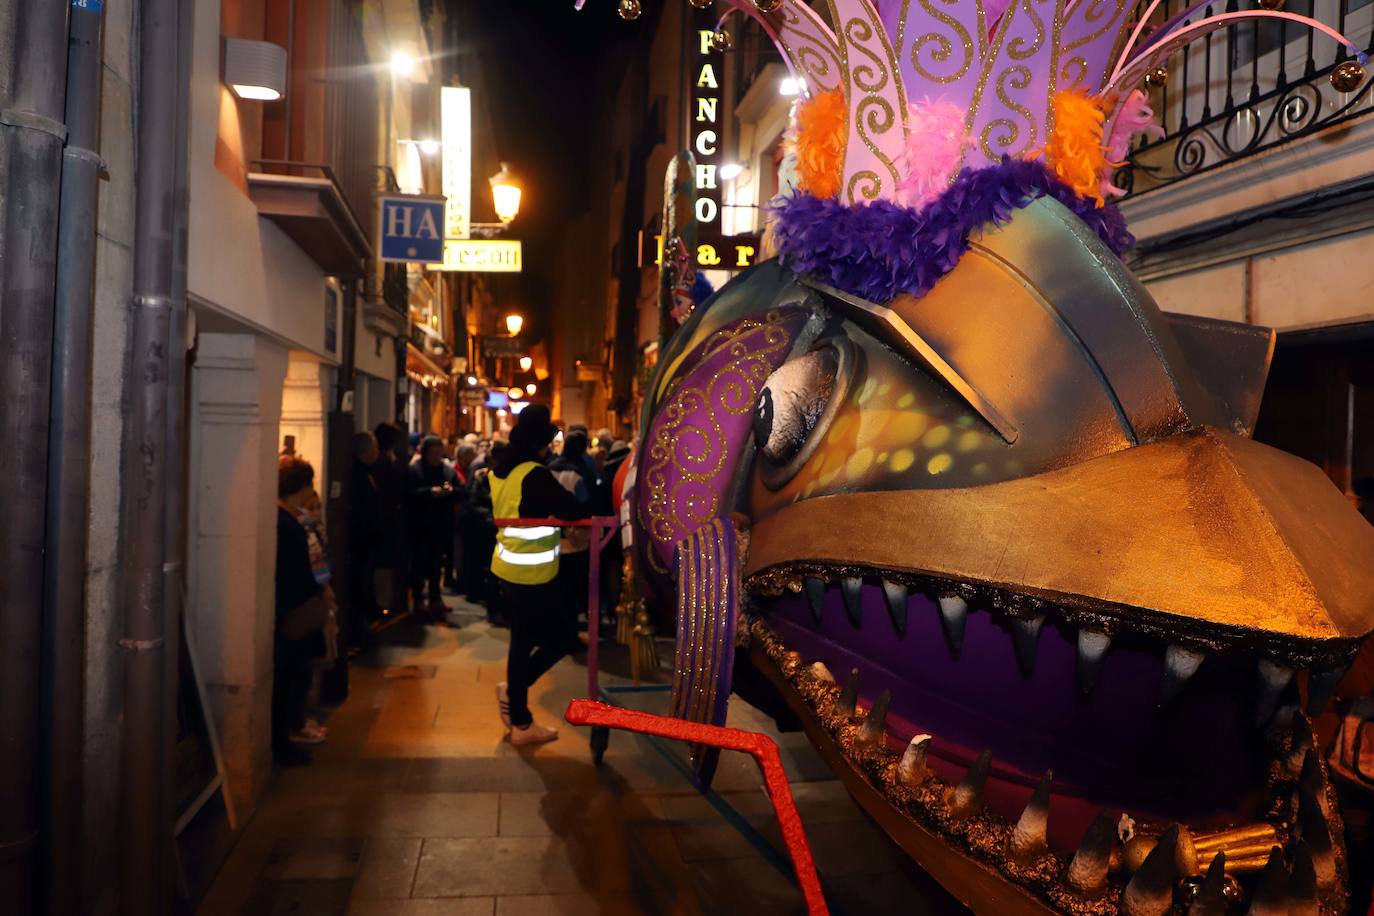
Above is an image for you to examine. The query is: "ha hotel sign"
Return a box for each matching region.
[378,194,446,264]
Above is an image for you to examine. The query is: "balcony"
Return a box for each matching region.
[1116,0,1373,197]
[246,161,372,278]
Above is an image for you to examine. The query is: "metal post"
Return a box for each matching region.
[323,278,360,703]
[119,0,187,910]
[43,1,105,911]
[0,0,72,908]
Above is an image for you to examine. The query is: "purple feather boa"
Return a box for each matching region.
[771,159,1134,304]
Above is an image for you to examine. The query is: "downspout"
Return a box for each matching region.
[0,0,72,909]
[161,0,194,892]
[43,1,106,912]
[322,277,359,704]
[118,0,186,910]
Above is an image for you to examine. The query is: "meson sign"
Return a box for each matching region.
[692,27,723,229]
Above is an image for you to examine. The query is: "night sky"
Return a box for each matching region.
[448,0,648,338]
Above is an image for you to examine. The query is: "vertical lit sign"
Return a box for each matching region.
[691,23,723,232]
[441,86,472,242]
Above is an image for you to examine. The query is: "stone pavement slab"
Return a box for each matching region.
[199,599,960,916]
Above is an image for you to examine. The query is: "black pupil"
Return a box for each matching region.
[754,387,774,449]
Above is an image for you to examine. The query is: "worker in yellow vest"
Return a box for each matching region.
[490,404,590,745]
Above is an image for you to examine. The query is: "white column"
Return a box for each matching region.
[188,331,288,811]
[279,352,331,484]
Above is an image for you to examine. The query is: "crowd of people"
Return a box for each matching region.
[271,406,633,763]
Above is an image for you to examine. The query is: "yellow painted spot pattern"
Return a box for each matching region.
[855,379,879,406]
[923,425,951,449]
[928,453,953,475]
[890,449,915,473]
[956,430,982,453]
[846,447,874,478]
[897,393,915,409]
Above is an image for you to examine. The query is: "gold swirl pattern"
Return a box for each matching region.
[847,169,883,202]
[968,0,1065,164]
[830,1,907,205]
[1058,0,1132,89]
[908,0,977,87]
[766,1,845,94]
[639,317,795,571]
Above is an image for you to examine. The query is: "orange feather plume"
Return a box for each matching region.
[794,89,847,200]
[1044,89,1113,207]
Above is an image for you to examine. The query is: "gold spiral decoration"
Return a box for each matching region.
[981,64,1036,158]
[907,0,976,85]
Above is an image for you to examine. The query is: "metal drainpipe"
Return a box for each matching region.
[0,0,72,909]
[161,0,194,900]
[43,1,105,912]
[118,0,186,910]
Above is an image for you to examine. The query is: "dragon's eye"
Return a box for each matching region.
[754,339,853,488]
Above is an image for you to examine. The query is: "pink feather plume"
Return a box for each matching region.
[1101,90,1164,198]
[897,100,971,210]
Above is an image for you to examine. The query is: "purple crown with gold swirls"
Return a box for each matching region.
[719,0,1365,205]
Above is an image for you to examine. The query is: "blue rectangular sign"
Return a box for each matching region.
[378,194,446,264]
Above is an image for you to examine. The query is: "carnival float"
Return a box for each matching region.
[577,0,1374,912]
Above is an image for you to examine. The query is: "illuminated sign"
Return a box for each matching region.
[645,232,761,272]
[691,22,723,231]
[481,335,526,358]
[437,239,522,272]
[378,194,446,263]
[441,86,472,242]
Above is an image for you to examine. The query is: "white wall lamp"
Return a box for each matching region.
[224,37,288,102]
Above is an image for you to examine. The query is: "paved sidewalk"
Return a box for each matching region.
[197,599,960,915]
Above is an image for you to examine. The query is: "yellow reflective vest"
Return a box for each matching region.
[489,461,561,585]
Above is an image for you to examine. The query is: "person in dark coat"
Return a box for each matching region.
[408,435,459,616]
[347,431,383,647]
[372,422,411,616]
[275,457,333,765]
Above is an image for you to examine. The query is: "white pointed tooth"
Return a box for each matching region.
[1009,615,1044,677]
[897,734,932,787]
[808,661,835,683]
[1255,659,1295,724]
[1076,629,1111,695]
[937,595,967,655]
[1159,644,1205,705]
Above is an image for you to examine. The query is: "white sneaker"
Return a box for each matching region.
[509,722,559,746]
[496,682,511,729]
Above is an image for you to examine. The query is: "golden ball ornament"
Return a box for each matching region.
[710,28,733,51]
[1258,0,1284,9]
[754,0,785,12]
[619,0,642,20]
[1144,65,1169,88]
[1332,60,1366,93]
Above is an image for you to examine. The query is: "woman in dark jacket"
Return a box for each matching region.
[408,435,459,616]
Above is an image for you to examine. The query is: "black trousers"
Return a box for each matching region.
[504,578,576,728]
[411,529,447,605]
[272,637,315,750]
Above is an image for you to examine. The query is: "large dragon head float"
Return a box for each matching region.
[601,0,1374,911]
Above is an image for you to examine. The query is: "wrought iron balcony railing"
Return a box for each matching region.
[1116,0,1374,196]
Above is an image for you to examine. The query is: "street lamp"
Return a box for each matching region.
[505,313,524,336]
[519,356,533,371]
[507,387,524,400]
[525,383,537,396]
[390,52,416,76]
[490,162,522,223]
